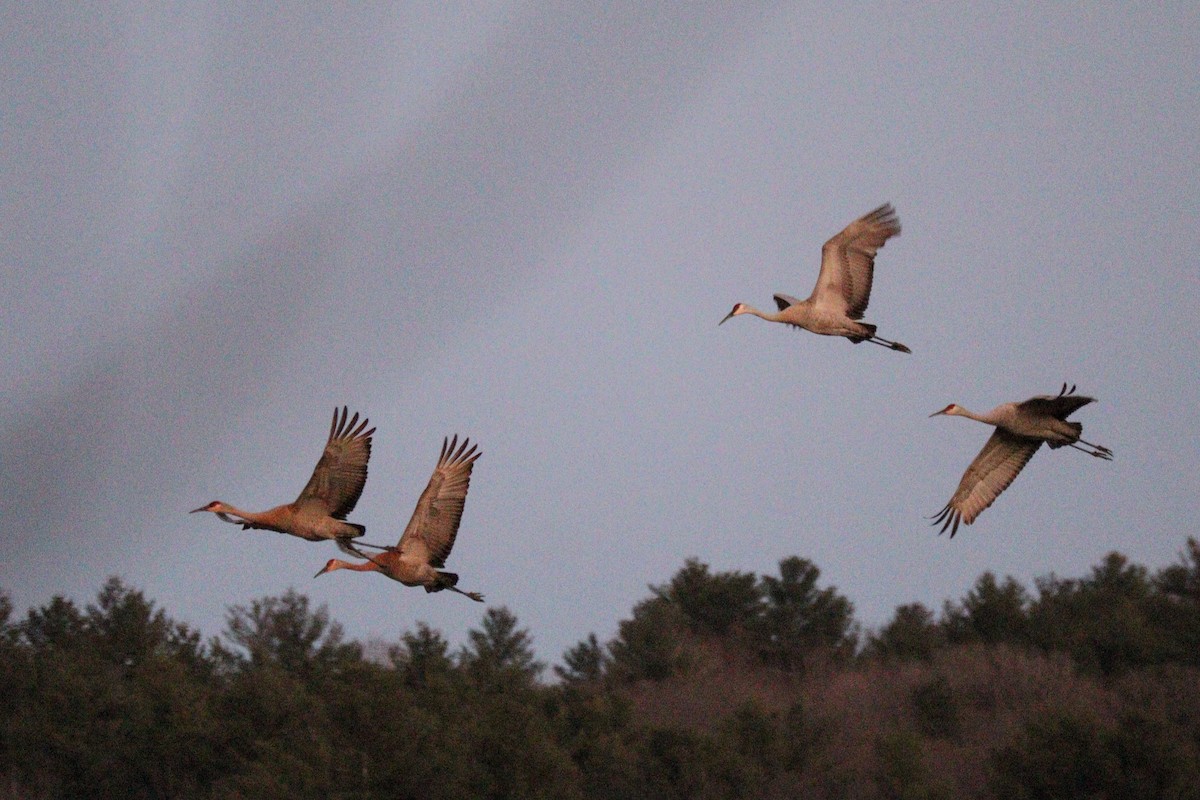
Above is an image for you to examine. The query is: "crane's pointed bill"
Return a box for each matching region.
[719,305,739,325]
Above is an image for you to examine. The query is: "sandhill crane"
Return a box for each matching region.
[719,203,911,353]
[191,406,379,555]
[315,435,484,602]
[930,384,1113,537]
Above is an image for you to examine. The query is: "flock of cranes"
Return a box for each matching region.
[192,203,1111,599]
[717,203,1111,538]
[193,410,484,602]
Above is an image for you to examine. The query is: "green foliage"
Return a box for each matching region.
[557,632,609,684]
[1028,552,1169,675]
[608,596,691,682]
[4,544,1200,800]
[461,605,544,691]
[756,556,857,670]
[1150,537,1200,668]
[942,572,1029,646]
[1102,709,1200,799]
[718,700,785,786]
[4,579,225,798]
[606,556,856,683]
[557,688,642,798]
[989,709,1113,800]
[654,558,762,636]
[867,603,944,661]
[989,704,1200,800]
[911,675,959,740]
[779,700,811,773]
[394,620,456,689]
[636,726,760,800]
[1156,537,1200,602]
[20,594,86,650]
[874,729,951,800]
[220,587,361,679]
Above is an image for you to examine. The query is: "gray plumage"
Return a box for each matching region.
[315,436,484,602]
[720,204,911,353]
[191,406,375,556]
[930,384,1113,537]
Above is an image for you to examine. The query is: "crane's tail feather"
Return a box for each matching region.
[425,572,484,602]
[424,571,459,593]
[1047,423,1084,449]
[334,524,373,557]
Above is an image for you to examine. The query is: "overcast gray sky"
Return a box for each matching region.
[3,3,1198,664]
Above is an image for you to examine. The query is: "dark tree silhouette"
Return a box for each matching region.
[756,556,856,670]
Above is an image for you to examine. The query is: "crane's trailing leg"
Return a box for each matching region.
[345,539,401,552]
[864,336,912,354]
[424,571,485,602]
[336,538,376,558]
[1078,438,1112,456]
[1069,442,1113,460]
[450,586,485,602]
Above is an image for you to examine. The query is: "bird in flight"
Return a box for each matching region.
[191,406,377,556]
[315,435,484,602]
[720,203,911,353]
[930,384,1113,536]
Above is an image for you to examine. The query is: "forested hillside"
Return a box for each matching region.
[3,540,1198,799]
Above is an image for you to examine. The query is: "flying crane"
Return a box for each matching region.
[191,406,377,555]
[930,384,1113,536]
[316,435,484,602]
[720,203,911,353]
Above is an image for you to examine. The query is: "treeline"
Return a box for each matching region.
[2,540,1199,799]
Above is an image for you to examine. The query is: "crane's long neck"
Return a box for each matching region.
[955,407,998,426]
[214,504,260,525]
[745,305,786,323]
[340,559,381,573]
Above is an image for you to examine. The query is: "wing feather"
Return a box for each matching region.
[810,203,900,319]
[773,293,802,311]
[295,406,375,518]
[397,436,480,567]
[1019,388,1095,420]
[932,429,1042,537]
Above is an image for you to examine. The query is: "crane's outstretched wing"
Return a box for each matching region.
[397,436,480,567]
[295,406,375,518]
[931,428,1042,537]
[1019,383,1096,420]
[773,293,803,310]
[809,203,900,319]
